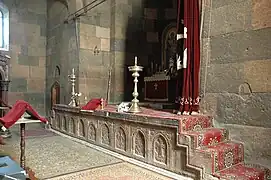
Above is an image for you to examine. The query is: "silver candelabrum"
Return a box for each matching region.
[68,68,81,107]
[128,56,143,113]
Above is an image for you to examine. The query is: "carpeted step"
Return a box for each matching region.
[190,141,244,174]
[179,115,213,133]
[184,128,229,149]
[214,163,271,180]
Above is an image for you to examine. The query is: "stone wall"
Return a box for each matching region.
[46,0,77,114]
[3,0,47,114]
[200,0,271,163]
[78,0,111,103]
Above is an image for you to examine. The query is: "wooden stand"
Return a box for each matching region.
[15,118,41,168]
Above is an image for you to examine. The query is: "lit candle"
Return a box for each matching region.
[135,56,137,65]
[72,68,75,74]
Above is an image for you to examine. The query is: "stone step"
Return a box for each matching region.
[214,163,271,180]
[190,141,244,174]
[184,128,229,149]
[179,115,213,133]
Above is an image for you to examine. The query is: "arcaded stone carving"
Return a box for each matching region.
[79,119,85,137]
[154,135,167,164]
[88,124,96,141]
[69,118,76,134]
[101,124,110,145]
[63,117,68,131]
[115,127,126,151]
[56,114,61,129]
[134,131,145,157]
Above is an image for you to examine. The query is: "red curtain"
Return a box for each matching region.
[177,0,200,113]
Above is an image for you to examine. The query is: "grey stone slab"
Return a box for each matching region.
[216,93,271,127]
[18,54,39,66]
[10,78,27,92]
[110,39,126,52]
[21,45,28,56]
[212,0,249,9]
[210,27,271,64]
[209,0,252,37]
[79,49,104,66]
[204,62,245,93]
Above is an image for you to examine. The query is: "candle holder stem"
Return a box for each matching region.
[128,57,143,113]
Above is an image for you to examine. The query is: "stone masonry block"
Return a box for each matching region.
[11,64,30,78]
[79,49,103,66]
[80,23,96,37]
[252,0,271,29]
[144,8,157,20]
[110,39,125,52]
[28,78,45,92]
[243,60,271,93]
[146,32,159,43]
[10,78,27,92]
[205,63,244,93]
[29,66,45,78]
[210,1,251,37]
[18,54,39,66]
[164,8,176,20]
[212,0,248,9]
[96,26,110,38]
[210,27,271,63]
[101,38,110,51]
[80,35,101,50]
[217,93,271,128]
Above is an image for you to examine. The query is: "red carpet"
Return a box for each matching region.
[99,106,270,179]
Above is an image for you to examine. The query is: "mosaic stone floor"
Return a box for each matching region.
[1,124,174,180]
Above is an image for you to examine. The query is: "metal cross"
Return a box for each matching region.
[154,83,158,90]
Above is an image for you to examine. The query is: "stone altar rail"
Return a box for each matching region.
[52,105,203,179]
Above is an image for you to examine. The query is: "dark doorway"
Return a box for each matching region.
[51,81,60,110]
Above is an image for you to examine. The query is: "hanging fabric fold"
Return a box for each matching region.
[176,0,201,114]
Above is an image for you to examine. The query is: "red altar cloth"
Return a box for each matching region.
[0,100,47,128]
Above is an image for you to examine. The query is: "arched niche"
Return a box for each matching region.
[161,22,177,70]
[50,81,60,109]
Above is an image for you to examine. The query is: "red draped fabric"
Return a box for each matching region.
[177,0,200,113]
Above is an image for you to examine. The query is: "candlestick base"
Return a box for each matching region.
[128,102,141,113]
[69,99,77,107]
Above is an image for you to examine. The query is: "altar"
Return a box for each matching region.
[51,104,209,180]
[144,72,176,103]
[143,22,179,104]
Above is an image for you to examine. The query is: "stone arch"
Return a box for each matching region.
[63,116,68,131]
[153,134,168,165]
[69,118,76,134]
[133,130,146,157]
[115,127,126,151]
[101,123,110,145]
[88,123,96,141]
[161,22,177,69]
[56,114,61,129]
[54,66,60,78]
[51,81,60,109]
[78,119,85,137]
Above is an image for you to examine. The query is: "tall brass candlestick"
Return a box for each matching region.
[68,68,77,107]
[128,56,143,113]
